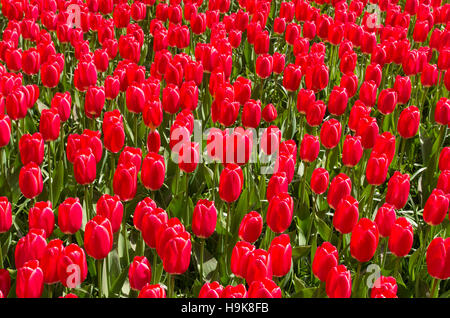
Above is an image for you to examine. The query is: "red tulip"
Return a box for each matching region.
[326,265,351,298]
[141,152,166,191]
[219,163,244,203]
[192,199,217,239]
[423,189,449,226]
[247,278,281,298]
[0,269,10,298]
[269,234,292,277]
[312,242,339,282]
[375,203,397,238]
[15,228,47,269]
[435,98,450,126]
[283,63,302,92]
[19,162,44,199]
[73,148,97,185]
[58,198,83,235]
[255,54,273,79]
[84,215,113,260]
[238,211,263,244]
[350,218,379,262]
[266,172,289,202]
[113,162,138,202]
[371,276,398,298]
[0,114,11,148]
[377,89,398,115]
[58,243,88,288]
[40,239,64,284]
[388,217,414,257]
[39,108,60,142]
[198,281,223,298]
[385,172,410,210]
[16,260,44,298]
[260,125,281,156]
[222,284,247,298]
[231,241,255,279]
[320,118,342,149]
[103,110,125,154]
[246,249,272,285]
[394,75,412,105]
[366,152,389,186]
[129,256,152,291]
[299,134,320,163]
[328,86,348,116]
[160,230,191,275]
[359,80,377,107]
[310,167,330,195]
[333,195,359,234]
[84,85,105,119]
[96,194,123,234]
[29,201,54,238]
[397,106,420,139]
[0,197,12,233]
[266,193,294,233]
[138,284,166,298]
[426,237,450,280]
[342,135,363,167]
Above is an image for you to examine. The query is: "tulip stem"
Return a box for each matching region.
[225,202,232,274]
[135,114,139,148]
[397,138,406,172]
[199,238,205,281]
[48,142,53,205]
[306,194,317,245]
[352,262,362,298]
[430,278,440,298]
[381,237,389,269]
[97,259,103,298]
[0,233,3,268]
[122,207,130,265]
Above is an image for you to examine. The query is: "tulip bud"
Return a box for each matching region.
[138,284,166,298]
[350,218,379,262]
[103,110,125,154]
[394,76,412,105]
[342,135,363,167]
[439,147,450,172]
[435,98,450,126]
[328,86,348,116]
[398,106,420,139]
[0,269,10,298]
[199,281,223,298]
[377,88,398,115]
[246,249,272,285]
[39,108,60,141]
[160,230,191,275]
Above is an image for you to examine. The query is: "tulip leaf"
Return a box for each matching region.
[315,214,331,241]
[110,267,129,296]
[52,159,65,205]
[292,245,311,261]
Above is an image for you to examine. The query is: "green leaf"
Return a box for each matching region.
[292,246,311,260]
[315,215,331,241]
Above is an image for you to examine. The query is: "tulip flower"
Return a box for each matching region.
[96,194,123,234]
[327,173,352,210]
[266,193,294,233]
[16,260,44,298]
[247,278,281,298]
[138,284,166,298]
[423,189,449,226]
[40,239,64,284]
[325,265,352,298]
[0,115,11,148]
[238,211,263,244]
[19,162,44,199]
[269,234,292,277]
[219,163,244,203]
[29,201,54,238]
[84,216,114,260]
[199,281,224,298]
[426,237,450,280]
[0,197,12,233]
[385,172,410,210]
[333,195,359,234]
[371,276,398,298]
[388,217,414,257]
[129,256,152,291]
[350,218,379,263]
[313,242,339,282]
[374,203,397,238]
[113,162,138,202]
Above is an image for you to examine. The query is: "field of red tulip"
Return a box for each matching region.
[0,0,449,300]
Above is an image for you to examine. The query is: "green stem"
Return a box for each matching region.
[47,142,53,205]
[306,195,317,244]
[200,239,205,281]
[122,205,130,265]
[366,184,375,219]
[381,237,389,269]
[353,262,362,298]
[135,114,139,148]
[0,233,3,269]
[97,259,103,298]
[430,278,440,298]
